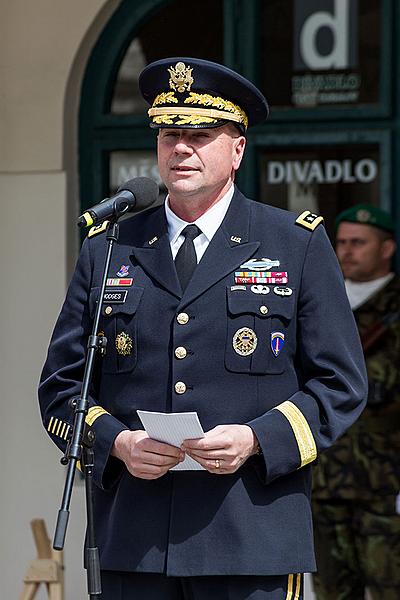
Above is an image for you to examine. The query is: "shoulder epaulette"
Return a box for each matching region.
[295,210,324,231]
[88,220,109,238]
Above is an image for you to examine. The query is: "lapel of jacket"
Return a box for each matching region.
[180,188,260,307]
[130,206,182,299]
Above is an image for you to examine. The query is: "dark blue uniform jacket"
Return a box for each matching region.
[39,188,367,576]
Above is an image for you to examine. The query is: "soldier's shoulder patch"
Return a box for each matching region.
[88,220,109,238]
[295,210,324,231]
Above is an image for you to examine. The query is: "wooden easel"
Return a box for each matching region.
[20,519,64,600]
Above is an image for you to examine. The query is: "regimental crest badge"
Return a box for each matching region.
[271,331,285,357]
[115,331,133,356]
[168,62,194,93]
[233,327,258,356]
[117,265,130,277]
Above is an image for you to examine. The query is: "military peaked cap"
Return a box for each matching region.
[139,57,269,132]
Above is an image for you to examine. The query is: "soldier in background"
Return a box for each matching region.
[312,203,400,600]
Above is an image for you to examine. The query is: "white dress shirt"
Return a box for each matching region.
[345,273,395,310]
[164,184,235,261]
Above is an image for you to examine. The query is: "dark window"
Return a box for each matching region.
[111,0,224,114]
[259,143,380,239]
[260,0,381,110]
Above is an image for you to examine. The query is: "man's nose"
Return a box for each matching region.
[174,136,194,154]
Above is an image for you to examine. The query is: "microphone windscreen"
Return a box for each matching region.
[117,177,159,211]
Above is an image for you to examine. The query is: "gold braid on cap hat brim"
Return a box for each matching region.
[148,91,248,129]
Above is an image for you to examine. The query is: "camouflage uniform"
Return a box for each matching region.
[312,275,400,600]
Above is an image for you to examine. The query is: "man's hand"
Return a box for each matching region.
[112,430,185,480]
[181,424,259,474]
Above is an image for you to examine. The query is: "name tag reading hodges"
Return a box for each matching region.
[103,290,128,304]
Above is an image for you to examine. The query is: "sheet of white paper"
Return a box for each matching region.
[137,410,205,470]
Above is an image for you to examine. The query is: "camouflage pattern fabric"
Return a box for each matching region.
[313,498,400,599]
[312,276,400,599]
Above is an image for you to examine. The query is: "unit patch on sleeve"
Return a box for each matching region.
[295,210,324,231]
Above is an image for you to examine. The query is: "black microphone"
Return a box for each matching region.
[77,177,159,228]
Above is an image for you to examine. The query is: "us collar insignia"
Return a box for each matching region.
[271,332,285,357]
[168,62,194,93]
[117,265,130,277]
[233,327,258,356]
[115,331,133,356]
[240,258,280,270]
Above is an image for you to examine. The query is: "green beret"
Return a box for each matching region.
[335,203,395,233]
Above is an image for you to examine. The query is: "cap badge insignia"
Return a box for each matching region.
[117,265,129,277]
[271,332,285,357]
[273,286,293,296]
[356,209,371,222]
[115,331,133,356]
[168,62,194,93]
[233,327,258,356]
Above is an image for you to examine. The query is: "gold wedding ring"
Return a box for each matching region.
[215,459,221,469]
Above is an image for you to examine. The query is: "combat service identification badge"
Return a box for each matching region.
[115,331,133,356]
[233,327,258,356]
[271,332,285,357]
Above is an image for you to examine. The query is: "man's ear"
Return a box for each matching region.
[232,136,246,172]
[382,238,397,261]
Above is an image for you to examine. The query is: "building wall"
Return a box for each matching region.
[0,1,317,597]
[0,2,118,598]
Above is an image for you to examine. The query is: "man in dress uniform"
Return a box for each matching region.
[312,204,400,600]
[39,58,367,600]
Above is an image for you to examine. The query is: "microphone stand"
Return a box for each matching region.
[53,219,121,598]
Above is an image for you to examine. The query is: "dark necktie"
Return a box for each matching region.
[174,224,202,291]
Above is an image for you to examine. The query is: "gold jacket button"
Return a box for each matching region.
[105,306,113,315]
[175,346,187,359]
[175,381,187,394]
[177,312,189,325]
[259,305,269,315]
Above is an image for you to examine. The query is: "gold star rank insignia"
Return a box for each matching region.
[295,210,324,231]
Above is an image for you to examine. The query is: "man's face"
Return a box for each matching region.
[336,222,394,281]
[157,125,246,202]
